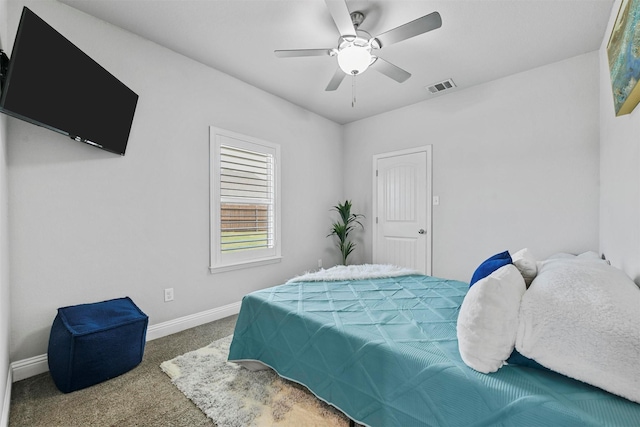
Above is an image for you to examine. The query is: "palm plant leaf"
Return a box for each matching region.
[328,200,365,265]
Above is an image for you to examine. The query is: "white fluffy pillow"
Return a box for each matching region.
[511,248,537,286]
[516,259,640,403]
[546,251,604,261]
[457,264,526,373]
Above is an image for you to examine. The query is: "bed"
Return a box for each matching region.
[228,261,640,426]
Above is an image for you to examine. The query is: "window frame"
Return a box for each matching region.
[209,127,281,273]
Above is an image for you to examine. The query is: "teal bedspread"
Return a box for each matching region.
[228,274,640,426]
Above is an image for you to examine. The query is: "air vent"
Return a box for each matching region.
[426,78,456,94]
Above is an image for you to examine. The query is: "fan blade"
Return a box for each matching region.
[325,0,356,40]
[274,49,333,58]
[325,68,346,91]
[373,11,442,48]
[371,57,411,83]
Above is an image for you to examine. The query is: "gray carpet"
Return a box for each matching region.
[9,315,238,427]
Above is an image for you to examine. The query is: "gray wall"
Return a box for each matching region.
[7,0,343,361]
[343,52,601,282]
[599,0,640,283]
[0,0,11,421]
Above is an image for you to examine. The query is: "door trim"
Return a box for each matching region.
[372,146,433,275]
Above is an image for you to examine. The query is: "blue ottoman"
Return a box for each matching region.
[47,297,148,393]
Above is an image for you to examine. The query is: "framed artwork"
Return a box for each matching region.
[607,0,640,116]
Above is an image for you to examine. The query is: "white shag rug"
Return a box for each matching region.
[160,335,350,427]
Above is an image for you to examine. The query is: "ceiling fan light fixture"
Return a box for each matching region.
[337,43,372,75]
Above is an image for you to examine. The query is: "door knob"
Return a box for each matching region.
[418,229,426,234]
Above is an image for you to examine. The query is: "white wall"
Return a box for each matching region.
[599,0,640,283]
[344,52,601,282]
[7,0,343,361]
[0,0,11,421]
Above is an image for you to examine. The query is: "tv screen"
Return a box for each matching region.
[0,7,138,155]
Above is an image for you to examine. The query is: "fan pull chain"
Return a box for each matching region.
[351,74,356,108]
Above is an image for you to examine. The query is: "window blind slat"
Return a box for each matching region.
[221,147,268,163]
[221,174,268,187]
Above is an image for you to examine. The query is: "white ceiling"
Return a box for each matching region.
[59,0,614,125]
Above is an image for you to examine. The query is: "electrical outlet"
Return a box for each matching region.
[164,288,174,302]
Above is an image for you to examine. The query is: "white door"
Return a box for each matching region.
[373,147,432,274]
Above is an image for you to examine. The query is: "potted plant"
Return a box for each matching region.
[328,200,364,265]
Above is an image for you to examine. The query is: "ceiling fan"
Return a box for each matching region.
[275,0,442,92]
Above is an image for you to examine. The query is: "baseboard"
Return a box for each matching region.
[145,301,241,341]
[10,301,242,383]
[11,354,48,383]
[1,367,11,427]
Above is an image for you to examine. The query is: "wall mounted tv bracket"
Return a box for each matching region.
[0,50,9,94]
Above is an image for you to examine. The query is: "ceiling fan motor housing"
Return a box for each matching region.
[350,11,365,29]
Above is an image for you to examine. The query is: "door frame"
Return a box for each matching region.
[372,145,433,275]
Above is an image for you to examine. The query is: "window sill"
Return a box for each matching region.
[209,256,282,274]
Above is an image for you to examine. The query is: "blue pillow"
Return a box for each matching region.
[469,251,512,287]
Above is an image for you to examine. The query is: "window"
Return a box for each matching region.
[210,127,281,272]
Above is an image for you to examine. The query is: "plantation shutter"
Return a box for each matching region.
[220,145,274,253]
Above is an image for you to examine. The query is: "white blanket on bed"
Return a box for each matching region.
[287,264,422,283]
[515,259,640,403]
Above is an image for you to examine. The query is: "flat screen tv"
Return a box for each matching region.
[0,7,138,155]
